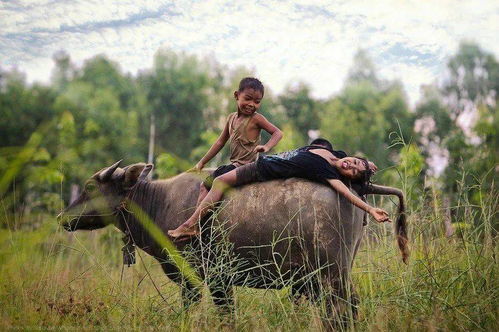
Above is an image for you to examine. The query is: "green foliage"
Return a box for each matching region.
[415,86,454,140]
[0,70,58,147]
[279,82,320,140]
[445,42,499,113]
[274,123,307,153]
[320,77,413,172]
[51,50,75,92]
[190,130,224,165]
[390,142,425,202]
[472,104,498,183]
[412,42,499,225]
[0,42,498,328]
[155,153,185,178]
[346,49,381,87]
[1,42,496,232]
[139,50,212,159]
[1,181,497,330]
[398,143,424,178]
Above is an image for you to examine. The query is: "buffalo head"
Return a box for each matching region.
[58,161,153,232]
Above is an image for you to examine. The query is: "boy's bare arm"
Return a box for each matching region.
[254,113,283,153]
[327,179,391,223]
[196,120,230,170]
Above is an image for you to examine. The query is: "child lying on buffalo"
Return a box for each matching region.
[168,142,390,238]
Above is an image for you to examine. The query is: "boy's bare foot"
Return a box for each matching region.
[168,223,199,238]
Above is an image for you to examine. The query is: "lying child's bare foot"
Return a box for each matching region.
[168,223,199,238]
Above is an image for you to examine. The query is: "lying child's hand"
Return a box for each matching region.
[369,207,391,223]
[254,145,269,153]
[368,161,378,172]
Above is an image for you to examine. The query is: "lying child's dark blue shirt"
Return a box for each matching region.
[257,146,345,185]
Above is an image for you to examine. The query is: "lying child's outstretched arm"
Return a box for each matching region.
[327,179,391,223]
[253,113,283,153]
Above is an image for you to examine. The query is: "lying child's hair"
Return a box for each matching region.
[239,77,265,96]
[352,156,374,195]
[310,138,333,150]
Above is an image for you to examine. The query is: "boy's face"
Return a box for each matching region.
[234,88,263,115]
[337,157,367,179]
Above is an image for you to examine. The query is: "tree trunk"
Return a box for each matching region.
[70,184,80,204]
[148,112,156,165]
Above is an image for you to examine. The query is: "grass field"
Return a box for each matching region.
[1,190,497,332]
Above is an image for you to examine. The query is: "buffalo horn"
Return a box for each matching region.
[99,160,122,181]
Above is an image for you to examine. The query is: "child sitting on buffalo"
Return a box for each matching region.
[191,77,282,209]
[168,139,389,238]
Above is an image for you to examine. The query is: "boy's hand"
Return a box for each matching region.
[254,145,269,153]
[194,162,204,172]
[369,207,391,223]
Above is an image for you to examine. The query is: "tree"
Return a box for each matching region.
[320,84,388,163]
[79,55,136,110]
[0,69,57,147]
[51,50,75,92]
[138,50,212,160]
[445,42,498,118]
[441,42,498,195]
[345,49,381,88]
[320,50,414,188]
[279,82,320,143]
[414,42,498,229]
[414,85,454,178]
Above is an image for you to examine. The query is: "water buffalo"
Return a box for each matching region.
[58,161,408,324]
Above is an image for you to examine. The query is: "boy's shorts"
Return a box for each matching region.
[234,161,262,186]
[202,164,237,189]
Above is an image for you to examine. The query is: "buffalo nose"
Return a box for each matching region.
[57,211,71,230]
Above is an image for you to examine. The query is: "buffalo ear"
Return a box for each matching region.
[123,163,151,189]
[138,164,154,181]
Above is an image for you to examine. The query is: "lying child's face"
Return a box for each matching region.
[235,88,263,115]
[337,157,367,179]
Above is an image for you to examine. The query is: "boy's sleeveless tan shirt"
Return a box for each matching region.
[227,112,261,166]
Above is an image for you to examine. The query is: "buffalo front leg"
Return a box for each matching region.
[181,284,202,309]
[160,261,201,310]
[209,281,235,330]
[208,280,234,313]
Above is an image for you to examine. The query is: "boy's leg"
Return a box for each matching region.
[168,170,238,238]
[196,184,209,208]
[196,165,236,209]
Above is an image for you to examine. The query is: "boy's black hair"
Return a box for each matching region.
[310,138,333,150]
[239,77,265,96]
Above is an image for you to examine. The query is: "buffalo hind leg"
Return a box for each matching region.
[290,278,321,304]
[349,284,360,321]
[292,277,355,330]
[321,279,358,331]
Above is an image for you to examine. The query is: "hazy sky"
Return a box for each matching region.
[1,0,498,104]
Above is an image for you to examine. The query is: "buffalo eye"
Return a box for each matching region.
[85,182,98,194]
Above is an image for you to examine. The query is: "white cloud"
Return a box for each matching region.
[1,0,497,105]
